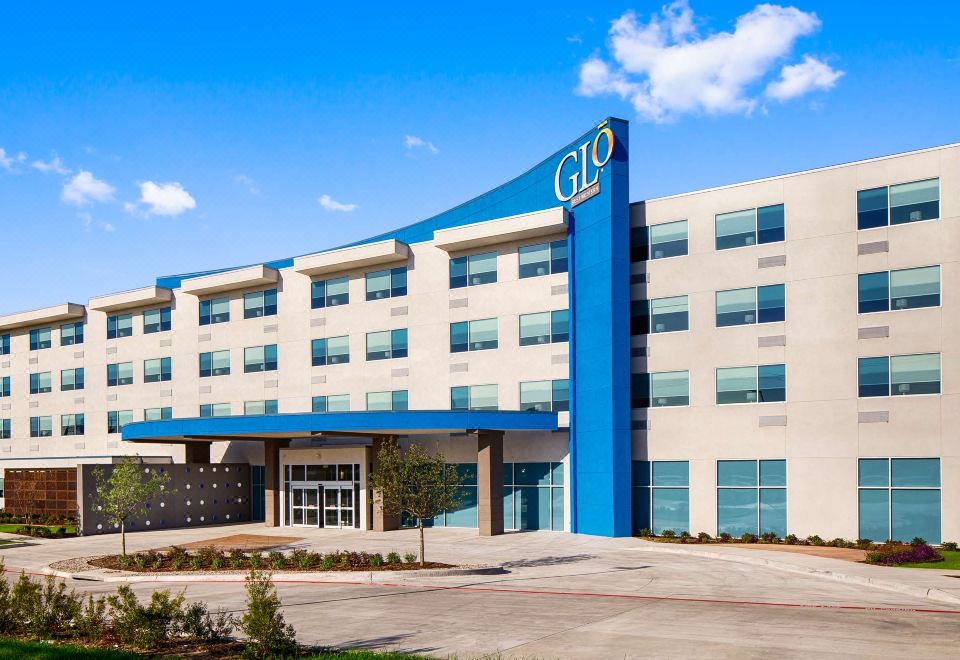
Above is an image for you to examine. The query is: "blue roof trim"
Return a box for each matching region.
[123,410,560,442]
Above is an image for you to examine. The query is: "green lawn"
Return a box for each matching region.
[0,524,77,536]
[0,639,137,659]
[899,550,960,570]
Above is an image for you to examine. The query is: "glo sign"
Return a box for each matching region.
[553,123,614,207]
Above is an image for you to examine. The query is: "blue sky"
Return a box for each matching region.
[1,1,958,313]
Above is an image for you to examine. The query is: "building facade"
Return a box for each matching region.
[0,118,956,542]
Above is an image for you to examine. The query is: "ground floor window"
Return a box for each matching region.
[717,460,786,537]
[284,463,360,528]
[632,461,689,534]
[250,465,265,521]
[504,462,564,531]
[403,463,479,528]
[859,458,940,544]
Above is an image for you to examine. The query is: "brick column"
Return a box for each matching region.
[477,430,504,536]
[184,442,211,464]
[370,435,399,532]
[264,439,289,527]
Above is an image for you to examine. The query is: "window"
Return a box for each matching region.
[366,267,407,300]
[200,403,232,417]
[715,204,784,250]
[107,410,134,434]
[449,252,497,288]
[244,400,278,415]
[107,362,134,387]
[311,277,349,309]
[107,313,133,339]
[716,284,785,327]
[61,368,84,391]
[30,416,52,437]
[199,350,231,377]
[519,379,569,412]
[244,345,278,373]
[518,239,568,278]
[143,357,172,383]
[312,394,350,412]
[144,407,172,421]
[450,318,498,352]
[717,460,787,537]
[0,419,10,440]
[29,372,52,394]
[858,266,940,313]
[199,297,230,325]
[311,336,349,366]
[29,327,52,350]
[519,309,569,345]
[0,376,9,397]
[857,178,939,230]
[859,458,940,543]
[858,353,940,397]
[716,364,786,404]
[631,371,690,408]
[366,329,408,360]
[143,307,171,334]
[633,296,690,334]
[366,390,409,411]
[0,334,9,355]
[632,461,689,534]
[631,220,688,262]
[504,462,564,531]
[61,413,85,436]
[60,322,84,346]
[243,289,277,319]
[450,384,498,411]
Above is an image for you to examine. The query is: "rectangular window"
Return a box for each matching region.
[366,267,407,301]
[504,462,565,531]
[634,220,688,261]
[632,371,690,409]
[450,318,498,353]
[632,461,689,534]
[29,371,52,394]
[199,350,231,377]
[717,459,787,537]
[61,413,85,436]
[243,289,278,319]
[858,353,940,397]
[107,410,134,434]
[60,368,84,391]
[858,179,940,229]
[366,329,408,360]
[0,376,9,398]
[199,403,232,417]
[144,407,172,421]
[244,400,279,415]
[859,266,940,313]
[0,419,10,440]
[0,334,9,355]
[311,276,349,309]
[106,313,133,340]
[143,357,172,383]
[716,364,786,404]
[518,239,568,279]
[312,336,350,366]
[60,321,84,346]
[29,327,52,351]
[243,345,278,373]
[366,390,409,411]
[312,394,350,413]
[450,384,498,411]
[199,297,230,325]
[859,458,941,543]
[518,309,569,346]
[715,204,784,250]
[450,251,497,288]
[106,362,134,387]
[143,307,172,334]
[519,379,569,412]
[30,415,52,437]
[716,285,785,327]
[646,295,690,333]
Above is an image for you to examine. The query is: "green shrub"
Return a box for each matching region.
[268,550,286,570]
[637,528,652,537]
[941,541,959,551]
[189,556,204,571]
[718,532,731,542]
[866,542,942,566]
[855,538,873,549]
[697,532,712,543]
[910,537,927,546]
[180,600,235,643]
[740,533,758,544]
[239,570,297,658]
[760,532,779,544]
[197,546,221,566]
[167,546,189,564]
[807,535,825,546]
[783,534,799,545]
[76,594,108,641]
[249,551,263,569]
[828,537,850,548]
[107,585,185,650]
[8,573,83,640]
[321,554,336,570]
[403,552,418,564]
[134,553,148,570]
[117,554,131,569]
[0,562,15,634]
[171,557,185,571]
[229,548,246,569]
[369,553,384,567]
[152,555,164,570]
[386,552,402,565]
[660,529,676,538]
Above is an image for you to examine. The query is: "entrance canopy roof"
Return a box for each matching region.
[122,410,560,444]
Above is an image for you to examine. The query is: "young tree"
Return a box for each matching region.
[240,569,297,658]
[92,460,171,556]
[368,442,464,566]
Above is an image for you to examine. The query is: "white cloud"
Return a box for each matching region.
[318,194,357,212]
[61,170,116,206]
[0,148,27,172]
[577,1,843,122]
[766,55,844,101]
[134,181,197,216]
[31,155,70,175]
[234,174,260,195]
[101,222,116,232]
[404,135,439,155]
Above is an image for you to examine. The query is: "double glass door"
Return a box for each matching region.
[324,486,354,528]
[290,486,320,526]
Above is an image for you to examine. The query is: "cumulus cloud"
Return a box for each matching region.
[404,135,439,155]
[31,155,70,175]
[318,194,357,212]
[132,181,197,216]
[0,148,27,172]
[577,1,843,122]
[61,170,116,206]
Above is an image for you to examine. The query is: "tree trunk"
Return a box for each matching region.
[418,521,425,567]
[121,520,126,556]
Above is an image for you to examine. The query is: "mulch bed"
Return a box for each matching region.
[87,555,453,573]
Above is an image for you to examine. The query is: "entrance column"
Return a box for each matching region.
[477,430,504,536]
[184,441,211,464]
[370,435,399,532]
[264,439,290,527]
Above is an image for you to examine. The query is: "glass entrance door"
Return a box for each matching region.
[323,487,355,528]
[290,486,320,526]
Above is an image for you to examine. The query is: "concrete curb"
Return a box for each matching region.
[630,542,960,607]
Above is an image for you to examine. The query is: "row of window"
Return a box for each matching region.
[630,178,941,261]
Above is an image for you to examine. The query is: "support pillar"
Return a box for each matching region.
[370,435,399,532]
[264,439,289,527]
[184,442,211,464]
[477,430,504,536]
